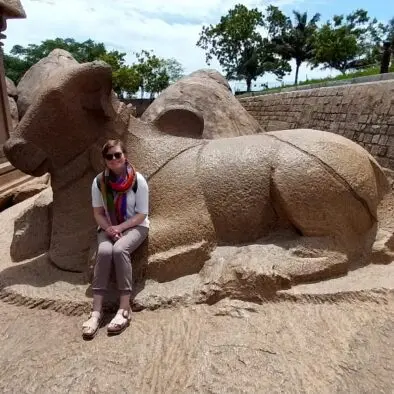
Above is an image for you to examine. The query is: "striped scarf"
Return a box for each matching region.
[99,162,136,225]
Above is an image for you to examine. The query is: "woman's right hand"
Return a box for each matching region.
[105,226,120,238]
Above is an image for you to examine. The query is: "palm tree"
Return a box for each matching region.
[273,11,320,84]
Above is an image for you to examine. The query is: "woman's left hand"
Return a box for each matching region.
[112,225,124,235]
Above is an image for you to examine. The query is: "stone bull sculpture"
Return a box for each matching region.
[4,61,389,285]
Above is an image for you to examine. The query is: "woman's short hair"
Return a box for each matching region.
[101,139,127,158]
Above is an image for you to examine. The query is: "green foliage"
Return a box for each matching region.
[196,4,290,91]
[10,38,109,65]
[134,50,170,97]
[163,58,184,83]
[4,38,183,97]
[3,54,28,84]
[387,17,394,43]
[5,37,128,87]
[311,9,387,73]
[266,6,320,84]
[112,66,141,98]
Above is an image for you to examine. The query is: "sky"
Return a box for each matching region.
[3,0,392,92]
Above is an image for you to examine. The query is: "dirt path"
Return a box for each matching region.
[1,295,393,393]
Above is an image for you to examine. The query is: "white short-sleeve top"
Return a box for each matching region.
[91,172,150,228]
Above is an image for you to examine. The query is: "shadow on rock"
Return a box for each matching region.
[0,254,85,289]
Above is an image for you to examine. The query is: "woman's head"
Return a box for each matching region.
[101,139,127,173]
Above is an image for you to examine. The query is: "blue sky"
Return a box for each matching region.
[281,0,389,23]
[3,0,393,92]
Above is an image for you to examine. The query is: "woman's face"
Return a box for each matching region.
[104,144,126,173]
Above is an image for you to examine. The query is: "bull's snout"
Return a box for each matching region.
[4,137,49,176]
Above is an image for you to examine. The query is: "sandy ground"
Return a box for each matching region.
[0,295,393,393]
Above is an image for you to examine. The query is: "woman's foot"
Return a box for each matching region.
[82,311,102,339]
[107,309,132,335]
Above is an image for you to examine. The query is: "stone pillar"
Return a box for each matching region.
[380,41,391,74]
[0,0,26,163]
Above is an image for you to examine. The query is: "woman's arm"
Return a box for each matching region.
[92,177,118,238]
[93,207,111,230]
[93,207,119,238]
[118,174,149,232]
[117,213,147,232]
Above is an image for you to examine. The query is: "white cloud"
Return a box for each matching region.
[3,0,332,90]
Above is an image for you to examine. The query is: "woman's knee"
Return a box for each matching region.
[112,242,126,259]
[97,243,113,260]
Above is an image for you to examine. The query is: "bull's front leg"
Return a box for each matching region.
[143,145,217,283]
[49,152,97,272]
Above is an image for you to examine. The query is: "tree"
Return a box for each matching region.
[10,38,108,65]
[266,6,320,84]
[3,54,28,84]
[234,42,290,90]
[312,9,387,73]
[163,58,184,83]
[134,50,170,98]
[196,4,289,92]
[312,23,359,73]
[387,17,394,44]
[4,37,184,98]
[4,37,127,85]
[112,66,141,98]
[4,38,148,98]
[98,52,140,97]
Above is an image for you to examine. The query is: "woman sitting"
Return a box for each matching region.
[82,139,149,338]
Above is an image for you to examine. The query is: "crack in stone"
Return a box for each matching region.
[266,133,377,223]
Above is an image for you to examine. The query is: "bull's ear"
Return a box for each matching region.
[77,61,117,118]
[153,108,204,138]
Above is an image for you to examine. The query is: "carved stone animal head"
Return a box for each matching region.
[4,62,129,177]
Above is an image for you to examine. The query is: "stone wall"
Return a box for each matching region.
[239,80,394,169]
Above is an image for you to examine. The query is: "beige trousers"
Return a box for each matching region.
[92,226,149,294]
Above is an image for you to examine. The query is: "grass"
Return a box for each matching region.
[237,64,394,97]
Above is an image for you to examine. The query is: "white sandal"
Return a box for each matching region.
[107,309,132,335]
[82,311,102,339]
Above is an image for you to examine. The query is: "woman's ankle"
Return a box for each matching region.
[91,310,102,318]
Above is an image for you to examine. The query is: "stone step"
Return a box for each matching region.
[0,160,14,176]
[0,168,33,195]
[0,149,7,164]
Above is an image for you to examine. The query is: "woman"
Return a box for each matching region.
[82,139,149,338]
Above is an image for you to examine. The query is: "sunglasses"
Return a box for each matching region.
[104,152,123,161]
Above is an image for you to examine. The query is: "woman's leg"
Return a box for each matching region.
[112,226,149,310]
[92,231,114,312]
[82,231,114,338]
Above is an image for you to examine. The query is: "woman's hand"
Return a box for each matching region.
[105,226,121,238]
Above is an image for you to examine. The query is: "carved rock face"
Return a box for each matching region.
[142,69,262,139]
